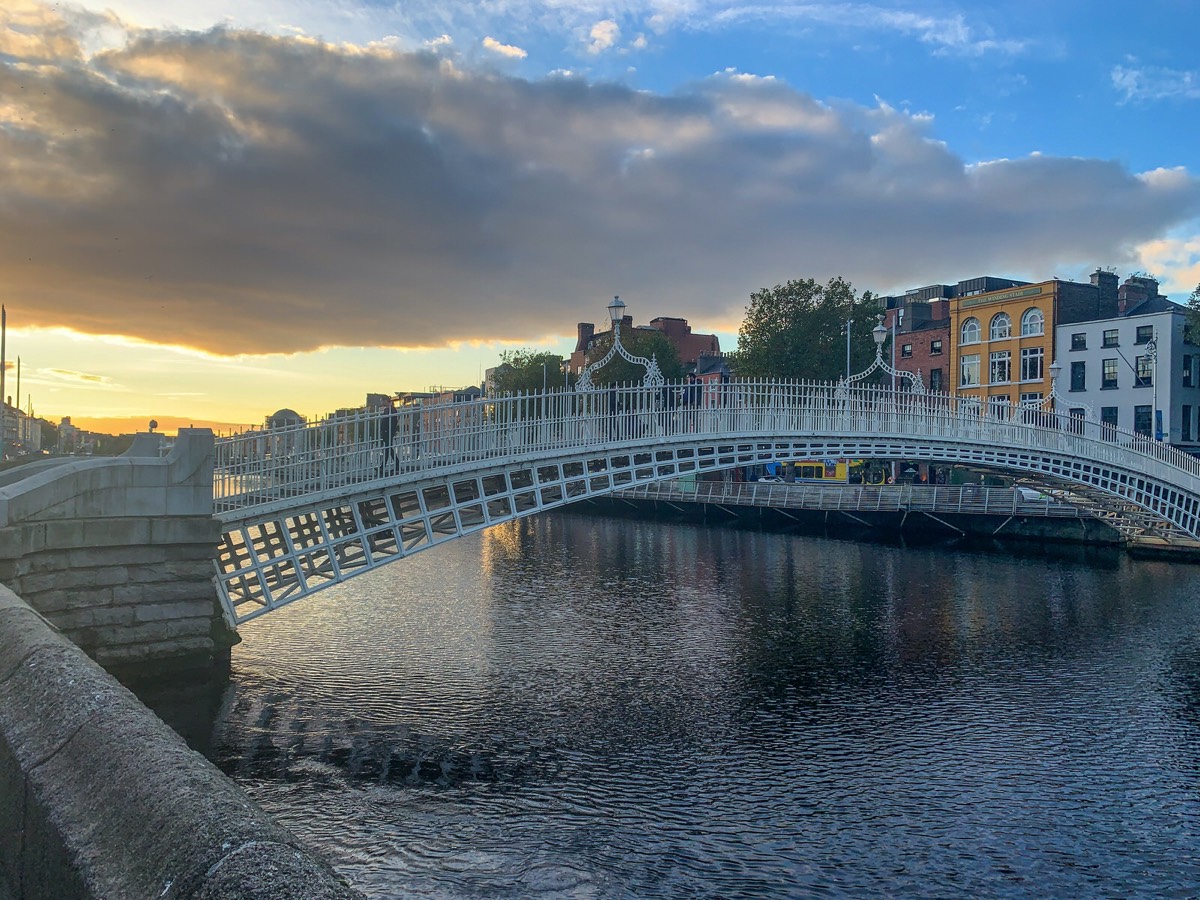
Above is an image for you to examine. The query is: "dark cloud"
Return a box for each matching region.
[1,9,1198,355]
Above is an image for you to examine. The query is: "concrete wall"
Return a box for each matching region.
[0,431,234,680]
[0,585,363,899]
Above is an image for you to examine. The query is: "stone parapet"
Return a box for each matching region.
[0,431,234,680]
[0,586,363,899]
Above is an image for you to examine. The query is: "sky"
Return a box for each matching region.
[3,0,1200,434]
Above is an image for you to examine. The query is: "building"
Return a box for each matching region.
[568,314,721,377]
[1055,275,1200,450]
[881,288,954,393]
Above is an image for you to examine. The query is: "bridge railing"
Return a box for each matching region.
[213,380,1200,513]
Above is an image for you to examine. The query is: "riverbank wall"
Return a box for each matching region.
[0,584,363,899]
[0,432,237,684]
[579,493,1125,547]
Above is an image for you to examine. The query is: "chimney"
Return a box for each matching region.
[575,322,595,352]
[1091,269,1119,317]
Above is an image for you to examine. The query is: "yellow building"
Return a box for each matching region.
[950,280,1057,415]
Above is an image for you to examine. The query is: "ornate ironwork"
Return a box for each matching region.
[576,297,665,391]
[836,314,925,398]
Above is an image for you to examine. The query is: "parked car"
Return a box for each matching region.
[758,475,785,484]
[1016,486,1049,501]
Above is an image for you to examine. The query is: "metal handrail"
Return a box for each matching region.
[212,379,1200,519]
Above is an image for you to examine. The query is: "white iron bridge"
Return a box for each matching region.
[213,380,1200,624]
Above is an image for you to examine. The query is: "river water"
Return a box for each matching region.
[204,513,1200,898]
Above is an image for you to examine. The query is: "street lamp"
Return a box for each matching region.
[1146,333,1160,439]
[872,317,888,352]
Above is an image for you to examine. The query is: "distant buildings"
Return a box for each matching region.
[880,269,1200,453]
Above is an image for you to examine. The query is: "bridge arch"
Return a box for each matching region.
[213,381,1200,624]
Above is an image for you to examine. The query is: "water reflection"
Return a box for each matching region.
[202,514,1200,897]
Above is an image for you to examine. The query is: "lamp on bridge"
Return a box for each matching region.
[872,316,888,356]
[1048,360,1062,395]
[608,296,626,330]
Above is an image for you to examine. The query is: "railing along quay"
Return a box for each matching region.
[614,481,1084,520]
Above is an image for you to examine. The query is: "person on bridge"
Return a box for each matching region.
[378,398,400,475]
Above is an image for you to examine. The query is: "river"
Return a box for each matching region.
[198,513,1200,897]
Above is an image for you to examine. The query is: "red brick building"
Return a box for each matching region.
[568,315,721,377]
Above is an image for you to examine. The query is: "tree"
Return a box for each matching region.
[490,349,568,394]
[579,327,684,386]
[731,276,879,380]
[1186,282,1200,345]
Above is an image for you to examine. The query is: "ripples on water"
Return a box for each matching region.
[209,514,1200,898]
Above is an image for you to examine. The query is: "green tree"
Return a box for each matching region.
[1186,282,1200,344]
[490,349,568,394]
[580,327,684,386]
[731,276,879,380]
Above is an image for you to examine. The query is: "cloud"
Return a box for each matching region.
[1,4,1198,358]
[482,35,526,58]
[587,19,620,55]
[41,368,116,386]
[1112,64,1200,104]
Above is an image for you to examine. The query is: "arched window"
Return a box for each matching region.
[1021,307,1044,336]
[961,317,981,345]
[990,312,1011,340]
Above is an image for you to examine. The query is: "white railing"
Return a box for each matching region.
[616,480,1085,519]
[213,380,1200,515]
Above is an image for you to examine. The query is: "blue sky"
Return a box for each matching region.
[2,0,1198,430]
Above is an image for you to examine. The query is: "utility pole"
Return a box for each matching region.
[845,318,853,381]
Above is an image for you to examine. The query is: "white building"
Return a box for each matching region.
[1056,296,1200,453]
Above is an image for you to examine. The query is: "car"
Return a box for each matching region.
[1016,486,1050,501]
[758,475,785,484]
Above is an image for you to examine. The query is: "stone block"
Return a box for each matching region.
[93,635,214,666]
[133,599,217,623]
[111,584,148,604]
[29,586,114,615]
[150,517,223,546]
[51,605,137,632]
[22,566,130,594]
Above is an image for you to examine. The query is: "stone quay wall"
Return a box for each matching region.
[0,431,234,680]
[0,584,362,899]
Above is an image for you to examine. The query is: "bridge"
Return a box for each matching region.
[211,379,1200,624]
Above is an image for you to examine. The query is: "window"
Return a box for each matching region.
[1101,406,1118,438]
[1135,325,1154,345]
[1020,346,1044,382]
[990,313,1012,340]
[1020,391,1044,405]
[1135,355,1154,386]
[1070,361,1086,391]
[961,318,981,345]
[1068,408,1086,435]
[1184,405,1193,442]
[901,343,913,359]
[1102,358,1118,389]
[1071,333,1087,351]
[989,350,1011,384]
[1185,355,1194,388]
[929,368,943,392]
[1103,329,1119,348]
[960,353,980,387]
[988,396,1011,418]
[930,339,943,356]
[1134,405,1153,437]
[1020,308,1045,336]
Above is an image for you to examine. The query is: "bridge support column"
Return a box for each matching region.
[0,429,235,683]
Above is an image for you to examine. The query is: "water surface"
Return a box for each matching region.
[210,515,1200,897]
